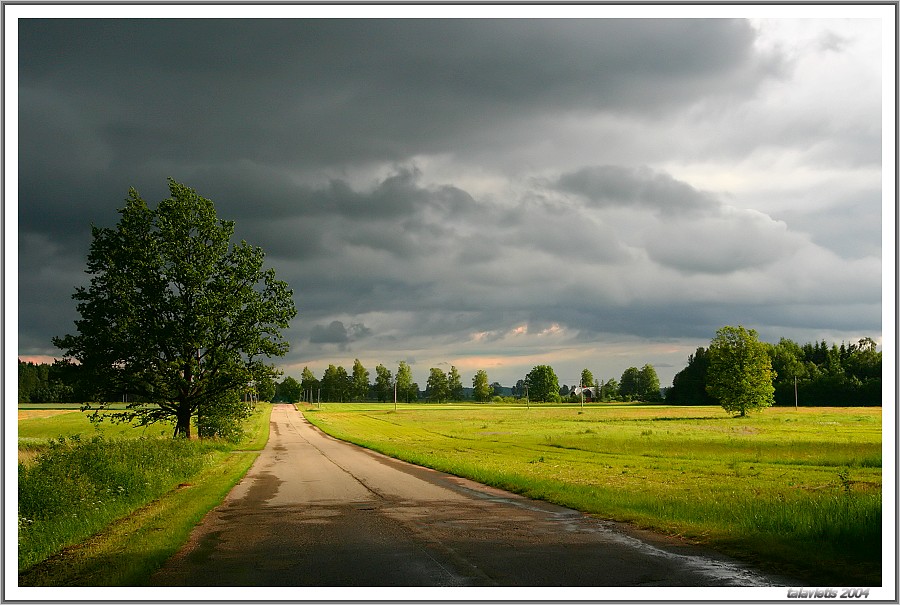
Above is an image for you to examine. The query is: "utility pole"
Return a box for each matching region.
[794,375,798,410]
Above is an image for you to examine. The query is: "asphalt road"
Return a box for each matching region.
[151,404,791,588]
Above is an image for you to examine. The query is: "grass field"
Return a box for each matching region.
[17,403,271,585]
[302,403,882,586]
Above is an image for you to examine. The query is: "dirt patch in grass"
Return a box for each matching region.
[18,410,78,421]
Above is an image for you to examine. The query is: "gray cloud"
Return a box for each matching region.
[309,320,373,348]
[17,19,778,183]
[14,13,885,387]
[554,165,718,217]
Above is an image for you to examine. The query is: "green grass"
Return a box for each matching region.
[18,435,225,571]
[17,403,272,585]
[303,403,882,586]
[18,451,257,586]
[18,410,172,444]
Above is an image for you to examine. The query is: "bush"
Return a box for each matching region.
[198,398,254,442]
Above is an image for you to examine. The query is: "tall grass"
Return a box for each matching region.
[18,434,226,571]
[17,403,272,585]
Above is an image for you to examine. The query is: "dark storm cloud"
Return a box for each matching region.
[16,17,777,251]
[18,18,775,177]
[14,13,885,383]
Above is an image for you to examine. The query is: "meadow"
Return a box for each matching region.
[302,403,882,586]
[17,404,271,585]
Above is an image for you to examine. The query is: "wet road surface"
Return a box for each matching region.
[152,404,792,587]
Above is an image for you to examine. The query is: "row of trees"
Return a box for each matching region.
[272,361,663,404]
[19,356,281,408]
[18,360,78,403]
[667,333,882,408]
[276,360,422,404]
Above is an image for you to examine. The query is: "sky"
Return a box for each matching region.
[8,5,895,390]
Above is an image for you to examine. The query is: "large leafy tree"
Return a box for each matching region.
[580,369,594,389]
[300,366,319,402]
[53,180,296,438]
[351,359,370,401]
[373,364,393,402]
[706,325,776,416]
[619,367,641,400]
[395,361,417,403]
[447,365,464,401]
[256,374,276,403]
[638,364,661,401]
[472,369,492,402]
[525,365,560,402]
[279,376,304,404]
[426,368,449,403]
[321,364,352,402]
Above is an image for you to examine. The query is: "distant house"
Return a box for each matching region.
[569,385,599,401]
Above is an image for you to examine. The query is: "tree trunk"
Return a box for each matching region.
[174,404,192,438]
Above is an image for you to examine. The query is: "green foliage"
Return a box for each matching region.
[526,365,560,402]
[490,395,520,404]
[638,364,661,401]
[580,369,595,390]
[670,336,881,407]
[18,360,78,403]
[277,376,303,403]
[351,359,370,402]
[472,369,493,402]
[426,367,450,403]
[52,180,296,437]
[255,374,276,402]
[447,366,464,401]
[707,326,776,416]
[773,337,881,406]
[395,361,417,403]
[300,366,319,402]
[197,394,253,441]
[320,364,352,402]
[619,367,641,400]
[618,366,659,401]
[600,378,619,401]
[373,364,393,402]
[667,347,716,405]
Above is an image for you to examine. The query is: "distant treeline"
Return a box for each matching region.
[18,360,81,403]
[20,335,882,407]
[666,337,882,407]
[272,361,663,404]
